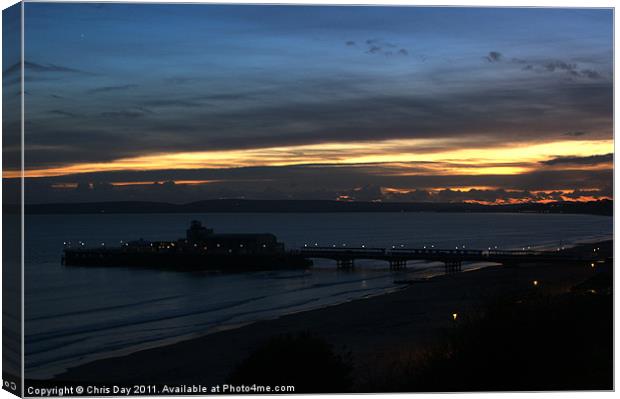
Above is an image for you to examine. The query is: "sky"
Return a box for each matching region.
[3,3,614,204]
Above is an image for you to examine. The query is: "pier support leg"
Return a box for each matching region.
[444,260,462,274]
[390,259,407,270]
[337,258,354,270]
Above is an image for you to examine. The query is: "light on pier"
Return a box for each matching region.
[452,313,458,321]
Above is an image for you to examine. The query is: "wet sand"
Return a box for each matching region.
[49,241,610,387]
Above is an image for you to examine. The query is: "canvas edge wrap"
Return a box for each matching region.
[2,1,24,397]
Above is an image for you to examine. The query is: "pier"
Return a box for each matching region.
[298,246,588,272]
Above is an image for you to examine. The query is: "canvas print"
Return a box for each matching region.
[2,2,614,396]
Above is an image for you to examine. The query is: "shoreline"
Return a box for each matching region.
[27,270,412,381]
[25,255,534,379]
[34,239,611,388]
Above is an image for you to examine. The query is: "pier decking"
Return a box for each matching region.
[299,246,590,272]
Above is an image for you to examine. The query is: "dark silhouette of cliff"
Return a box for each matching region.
[21,199,612,216]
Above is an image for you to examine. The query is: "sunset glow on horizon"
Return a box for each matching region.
[7,138,613,179]
[4,4,612,204]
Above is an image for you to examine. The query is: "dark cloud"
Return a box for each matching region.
[21,161,613,204]
[4,60,86,76]
[22,129,157,168]
[516,58,603,80]
[22,78,613,169]
[164,77,201,85]
[367,45,382,54]
[488,53,606,81]
[199,93,251,101]
[341,185,383,202]
[564,131,588,137]
[485,51,502,63]
[100,111,143,118]
[355,38,408,57]
[542,153,612,166]
[21,166,612,204]
[383,188,433,202]
[88,84,138,94]
[395,188,607,204]
[544,60,577,73]
[561,189,603,199]
[143,93,253,109]
[49,110,79,118]
[100,107,152,119]
[143,99,204,108]
[547,61,600,80]
[580,69,602,80]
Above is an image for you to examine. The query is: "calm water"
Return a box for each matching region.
[24,212,612,379]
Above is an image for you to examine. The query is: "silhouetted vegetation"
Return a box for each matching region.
[227,332,353,393]
[227,266,612,393]
[361,271,613,392]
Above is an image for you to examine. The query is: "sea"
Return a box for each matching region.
[24,212,612,380]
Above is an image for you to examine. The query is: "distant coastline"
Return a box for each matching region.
[18,199,613,216]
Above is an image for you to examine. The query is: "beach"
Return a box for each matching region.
[42,240,611,389]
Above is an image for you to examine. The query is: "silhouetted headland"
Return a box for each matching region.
[22,199,613,216]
